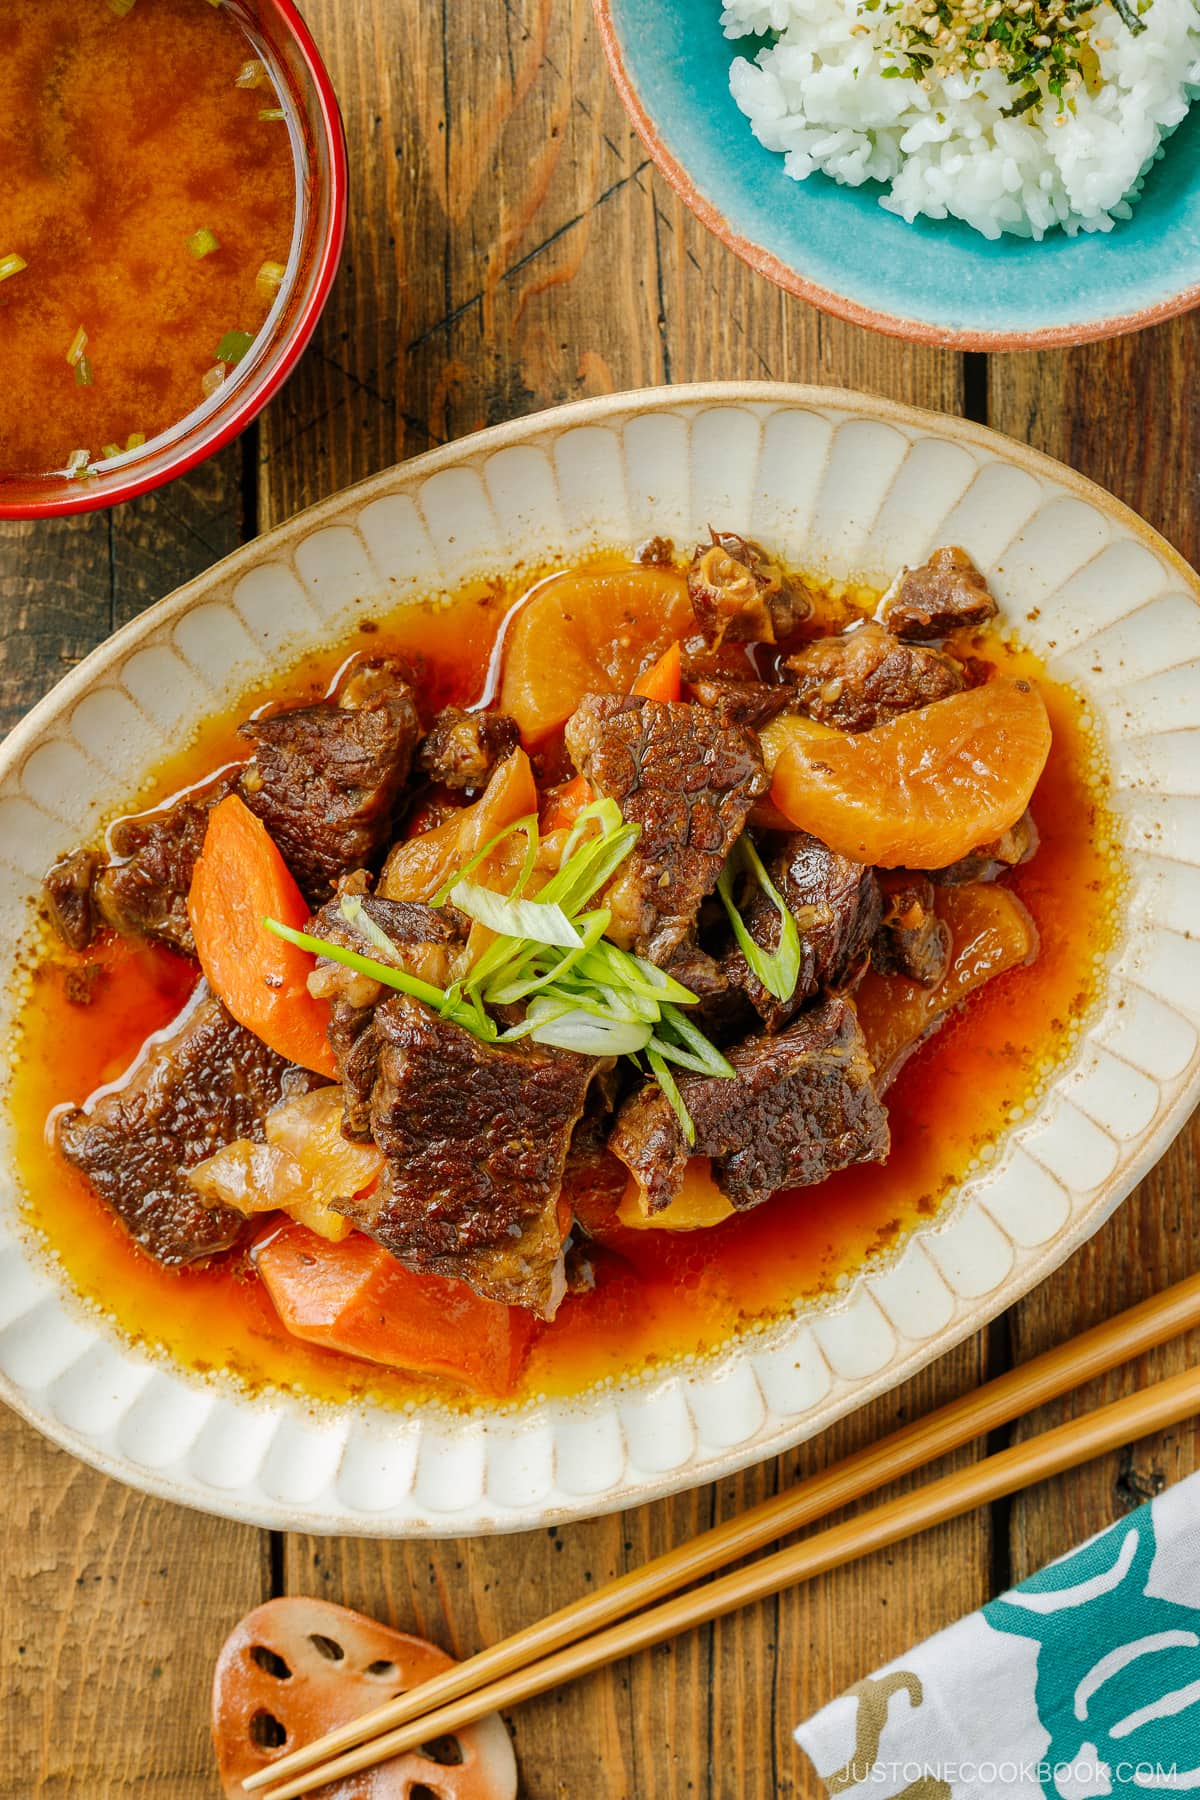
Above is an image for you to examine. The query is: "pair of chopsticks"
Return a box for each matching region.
[246,1271,1200,1799]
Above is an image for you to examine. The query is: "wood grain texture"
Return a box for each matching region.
[0,1,1196,1795]
[0,448,245,732]
[0,1406,268,1798]
[990,325,1200,1578]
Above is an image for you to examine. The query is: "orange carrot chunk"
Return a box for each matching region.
[256,1224,538,1397]
[631,639,682,703]
[188,793,336,1077]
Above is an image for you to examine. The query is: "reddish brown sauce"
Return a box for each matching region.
[11,569,1119,1409]
[0,0,295,475]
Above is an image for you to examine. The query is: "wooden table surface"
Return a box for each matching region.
[2,3,1198,1795]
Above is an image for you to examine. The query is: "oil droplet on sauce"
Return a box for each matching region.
[10,571,1121,1411]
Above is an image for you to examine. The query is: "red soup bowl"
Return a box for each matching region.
[0,0,348,521]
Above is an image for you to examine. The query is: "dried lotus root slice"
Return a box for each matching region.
[212,1596,518,1799]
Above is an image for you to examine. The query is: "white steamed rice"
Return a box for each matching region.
[722,0,1200,238]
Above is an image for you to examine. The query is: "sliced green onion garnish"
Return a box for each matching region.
[483,910,610,1004]
[559,796,624,867]
[216,329,254,366]
[108,0,138,15]
[658,1003,736,1076]
[255,260,287,303]
[413,778,731,1119]
[538,821,640,914]
[526,997,651,1057]
[717,838,802,1004]
[339,894,400,963]
[450,881,581,949]
[430,812,538,907]
[201,364,227,400]
[646,1048,695,1147]
[0,253,26,284]
[259,107,286,121]
[65,449,91,480]
[126,431,146,450]
[648,1031,734,1078]
[576,940,696,1006]
[66,325,88,368]
[100,443,122,461]
[187,227,221,259]
[263,917,495,1041]
[235,57,267,88]
[74,356,93,387]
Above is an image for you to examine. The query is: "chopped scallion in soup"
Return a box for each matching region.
[0,0,296,477]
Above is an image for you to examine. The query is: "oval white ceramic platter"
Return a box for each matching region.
[1,384,1199,1536]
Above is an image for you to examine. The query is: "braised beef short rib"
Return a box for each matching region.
[417,705,520,790]
[686,532,813,647]
[333,996,599,1318]
[786,621,965,733]
[564,693,768,966]
[42,847,102,953]
[305,880,467,1141]
[872,872,952,987]
[56,986,314,1264]
[239,657,420,904]
[723,832,881,1031]
[43,774,234,957]
[610,995,889,1213]
[882,546,998,641]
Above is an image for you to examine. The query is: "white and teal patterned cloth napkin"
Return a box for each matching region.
[795,1474,1200,1799]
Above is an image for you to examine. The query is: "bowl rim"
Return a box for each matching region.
[0,0,348,523]
[4,380,1200,1535]
[592,0,1200,352]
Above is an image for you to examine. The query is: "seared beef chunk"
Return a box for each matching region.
[872,873,951,987]
[564,694,768,965]
[786,621,964,733]
[683,647,796,730]
[43,848,101,951]
[334,996,597,1317]
[240,657,420,903]
[305,881,467,1140]
[56,986,309,1264]
[417,706,520,791]
[664,938,730,1003]
[92,776,235,955]
[723,832,881,1031]
[687,532,813,647]
[931,810,1039,886]
[564,1063,625,1186]
[610,995,889,1213]
[883,546,998,641]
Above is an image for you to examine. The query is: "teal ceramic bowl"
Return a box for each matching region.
[595,0,1200,347]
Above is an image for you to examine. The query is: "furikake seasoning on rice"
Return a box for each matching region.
[722,0,1200,238]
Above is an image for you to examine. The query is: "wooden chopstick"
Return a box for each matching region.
[248,1272,1200,1794]
[259,1360,1200,1799]
[244,1270,1200,1796]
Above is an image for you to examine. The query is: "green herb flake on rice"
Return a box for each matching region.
[722,0,1199,238]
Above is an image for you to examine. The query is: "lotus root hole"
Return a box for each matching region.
[365,1659,399,1680]
[249,1711,288,1751]
[418,1736,464,1766]
[410,1786,444,1800]
[308,1634,345,1661]
[249,1646,292,1680]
